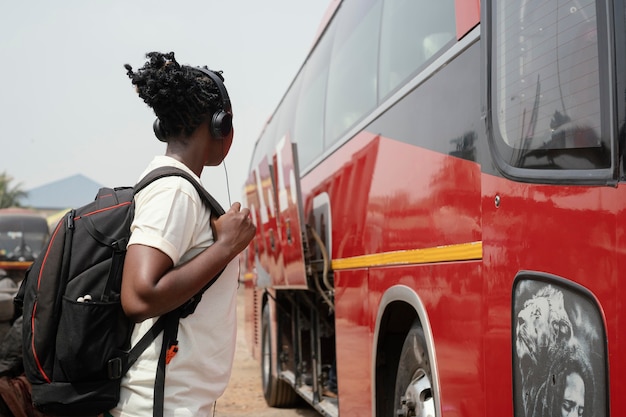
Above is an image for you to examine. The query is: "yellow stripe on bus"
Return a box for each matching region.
[330,241,482,270]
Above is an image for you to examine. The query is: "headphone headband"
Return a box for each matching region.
[192,67,232,113]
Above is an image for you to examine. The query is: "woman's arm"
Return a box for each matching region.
[121,202,255,322]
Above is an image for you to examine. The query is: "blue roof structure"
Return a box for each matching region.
[22,174,103,210]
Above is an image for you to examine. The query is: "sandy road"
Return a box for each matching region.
[213,288,319,417]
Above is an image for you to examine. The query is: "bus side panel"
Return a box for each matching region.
[302,140,483,416]
[481,173,621,417]
[333,269,372,416]
[367,262,484,416]
[302,134,482,261]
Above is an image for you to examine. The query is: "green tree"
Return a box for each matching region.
[0,172,28,208]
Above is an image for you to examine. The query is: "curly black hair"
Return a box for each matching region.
[124,51,227,139]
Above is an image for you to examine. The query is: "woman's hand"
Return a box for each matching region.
[211,202,256,255]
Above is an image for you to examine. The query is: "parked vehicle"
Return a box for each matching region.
[242,0,621,416]
[0,208,49,280]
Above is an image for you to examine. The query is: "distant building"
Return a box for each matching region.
[21,174,103,218]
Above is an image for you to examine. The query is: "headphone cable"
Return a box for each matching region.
[223,159,232,207]
[221,138,232,206]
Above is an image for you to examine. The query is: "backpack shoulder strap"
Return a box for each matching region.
[134,166,225,217]
[127,165,229,417]
[131,164,228,307]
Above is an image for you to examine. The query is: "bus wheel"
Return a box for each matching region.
[261,304,298,407]
[394,321,436,417]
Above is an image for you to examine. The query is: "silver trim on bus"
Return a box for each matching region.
[280,369,339,417]
[300,25,481,176]
[372,285,441,417]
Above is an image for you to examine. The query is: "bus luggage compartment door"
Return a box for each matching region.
[244,137,308,289]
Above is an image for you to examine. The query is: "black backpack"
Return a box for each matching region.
[14,166,225,417]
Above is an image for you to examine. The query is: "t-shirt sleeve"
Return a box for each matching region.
[128,178,200,265]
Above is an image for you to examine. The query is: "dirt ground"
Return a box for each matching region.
[213,288,320,417]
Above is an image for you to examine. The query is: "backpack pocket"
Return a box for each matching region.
[55,296,127,382]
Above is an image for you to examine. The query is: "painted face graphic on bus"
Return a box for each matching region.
[561,371,585,417]
[515,285,573,366]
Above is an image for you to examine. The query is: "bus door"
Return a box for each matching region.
[245,157,283,287]
[272,136,308,288]
[245,137,308,289]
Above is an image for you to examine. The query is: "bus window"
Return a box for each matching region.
[293,22,334,170]
[324,0,383,146]
[256,74,302,168]
[491,0,610,173]
[275,75,302,145]
[379,0,455,100]
[259,72,304,162]
[252,113,278,169]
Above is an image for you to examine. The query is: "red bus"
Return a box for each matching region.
[241,0,621,416]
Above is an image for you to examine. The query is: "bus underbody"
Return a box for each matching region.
[257,267,339,416]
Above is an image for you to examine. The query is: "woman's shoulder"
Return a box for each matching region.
[137,157,204,203]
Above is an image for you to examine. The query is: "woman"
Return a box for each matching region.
[109,52,256,416]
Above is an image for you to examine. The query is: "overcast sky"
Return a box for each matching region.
[0,1,329,206]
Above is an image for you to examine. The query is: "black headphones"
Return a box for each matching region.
[153,66,233,142]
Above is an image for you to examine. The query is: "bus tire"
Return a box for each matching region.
[261,304,298,407]
[394,321,437,417]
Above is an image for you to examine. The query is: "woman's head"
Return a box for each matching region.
[124,51,232,142]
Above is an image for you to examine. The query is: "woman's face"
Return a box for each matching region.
[561,372,585,417]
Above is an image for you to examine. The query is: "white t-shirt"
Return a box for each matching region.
[110,156,238,417]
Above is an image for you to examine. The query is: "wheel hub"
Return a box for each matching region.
[396,369,435,417]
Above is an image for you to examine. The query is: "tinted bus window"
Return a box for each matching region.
[274,75,303,146]
[491,0,609,171]
[379,0,455,99]
[252,111,279,169]
[325,0,382,145]
[254,78,302,167]
[294,24,335,169]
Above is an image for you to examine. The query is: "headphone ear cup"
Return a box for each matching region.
[153,119,167,142]
[210,111,233,140]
